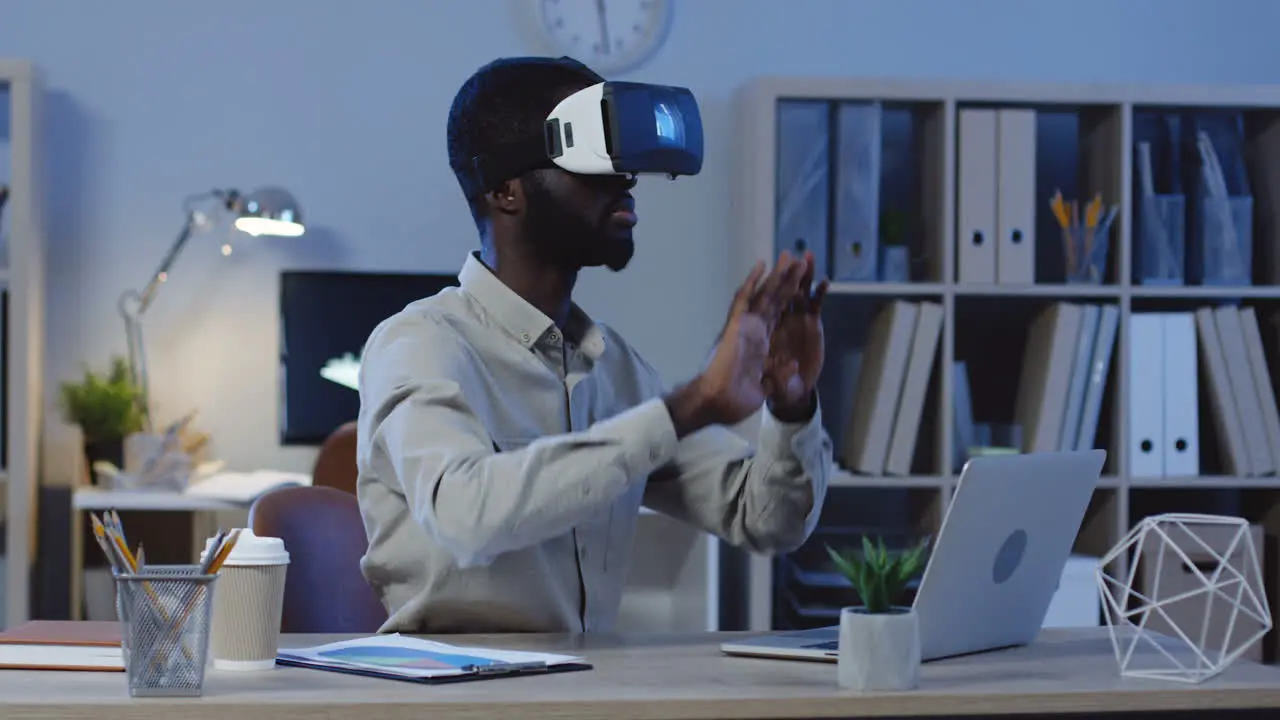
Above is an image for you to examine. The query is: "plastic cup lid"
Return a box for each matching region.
[201,528,290,566]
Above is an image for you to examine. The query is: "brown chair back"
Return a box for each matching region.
[312,421,358,495]
[248,485,387,633]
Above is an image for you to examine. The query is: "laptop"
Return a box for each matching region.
[719,449,1106,662]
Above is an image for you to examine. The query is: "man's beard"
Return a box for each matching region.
[521,174,634,272]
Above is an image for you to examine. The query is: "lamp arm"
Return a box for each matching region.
[134,211,196,315]
[132,189,237,314]
[117,188,235,430]
[118,295,151,432]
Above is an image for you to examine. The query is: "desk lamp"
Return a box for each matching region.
[118,186,305,429]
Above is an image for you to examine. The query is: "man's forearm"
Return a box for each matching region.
[388,396,681,568]
[750,395,831,548]
[642,395,833,555]
[663,378,715,439]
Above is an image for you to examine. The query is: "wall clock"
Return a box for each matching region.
[537,0,673,76]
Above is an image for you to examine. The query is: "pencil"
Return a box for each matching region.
[98,512,201,666]
[88,514,121,572]
[1050,192,1075,276]
[152,528,240,668]
[207,528,242,573]
[200,529,228,574]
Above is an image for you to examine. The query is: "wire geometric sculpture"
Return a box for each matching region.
[1096,513,1271,684]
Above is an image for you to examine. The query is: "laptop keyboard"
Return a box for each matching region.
[803,640,839,650]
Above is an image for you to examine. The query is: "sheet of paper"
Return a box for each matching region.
[183,470,312,502]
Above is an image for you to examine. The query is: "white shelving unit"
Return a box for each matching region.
[0,58,47,629]
[618,512,719,633]
[732,76,1280,634]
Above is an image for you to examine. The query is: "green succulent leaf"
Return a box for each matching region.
[825,545,859,580]
[825,535,932,614]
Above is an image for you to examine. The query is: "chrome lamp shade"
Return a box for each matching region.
[230,186,305,238]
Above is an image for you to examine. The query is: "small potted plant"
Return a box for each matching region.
[879,208,911,282]
[58,356,145,485]
[826,535,931,691]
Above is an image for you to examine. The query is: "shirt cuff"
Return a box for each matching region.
[759,396,828,467]
[588,397,681,478]
[759,398,831,533]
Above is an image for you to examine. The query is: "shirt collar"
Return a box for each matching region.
[457,251,606,359]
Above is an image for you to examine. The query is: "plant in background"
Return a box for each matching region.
[826,536,931,613]
[880,208,909,247]
[58,355,145,443]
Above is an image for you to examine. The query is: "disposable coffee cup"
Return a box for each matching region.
[202,528,290,671]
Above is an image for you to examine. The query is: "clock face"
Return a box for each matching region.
[538,0,672,76]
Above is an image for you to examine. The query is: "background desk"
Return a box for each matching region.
[68,489,249,621]
[72,489,245,513]
[2,628,1280,719]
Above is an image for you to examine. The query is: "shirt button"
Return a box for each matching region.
[521,332,530,342]
[549,331,559,342]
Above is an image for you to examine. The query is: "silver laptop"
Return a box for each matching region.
[720,450,1106,662]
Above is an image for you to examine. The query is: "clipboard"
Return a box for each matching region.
[273,634,593,685]
[274,655,593,684]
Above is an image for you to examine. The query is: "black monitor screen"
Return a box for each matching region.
[279,270,459,445]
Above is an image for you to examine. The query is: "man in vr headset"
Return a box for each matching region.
[356,56,834,634]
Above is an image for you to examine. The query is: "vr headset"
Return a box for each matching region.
[460,76,704,198]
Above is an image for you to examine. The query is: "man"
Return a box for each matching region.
[355,56,835,634]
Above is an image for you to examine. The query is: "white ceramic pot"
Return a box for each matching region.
[837,605,921,692]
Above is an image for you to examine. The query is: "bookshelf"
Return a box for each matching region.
[0,59,47,629]
[732,76,1280,638]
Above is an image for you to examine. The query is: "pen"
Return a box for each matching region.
[464,661,548,675]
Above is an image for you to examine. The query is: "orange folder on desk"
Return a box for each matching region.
[0,620,124,671]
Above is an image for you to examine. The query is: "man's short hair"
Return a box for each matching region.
[446,56,604,230]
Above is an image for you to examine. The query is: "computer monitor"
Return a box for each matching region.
[278,270,458,445]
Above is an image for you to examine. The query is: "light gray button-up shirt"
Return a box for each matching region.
[355,251,834,633]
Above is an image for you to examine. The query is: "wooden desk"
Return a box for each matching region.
[2,628,1280,719]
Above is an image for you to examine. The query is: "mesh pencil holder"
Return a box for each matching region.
[113,564,218,697]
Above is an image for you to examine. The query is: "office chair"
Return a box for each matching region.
[249,485,387,633]
[312,421,359,495]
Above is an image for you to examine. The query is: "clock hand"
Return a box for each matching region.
[595,0,611,55]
